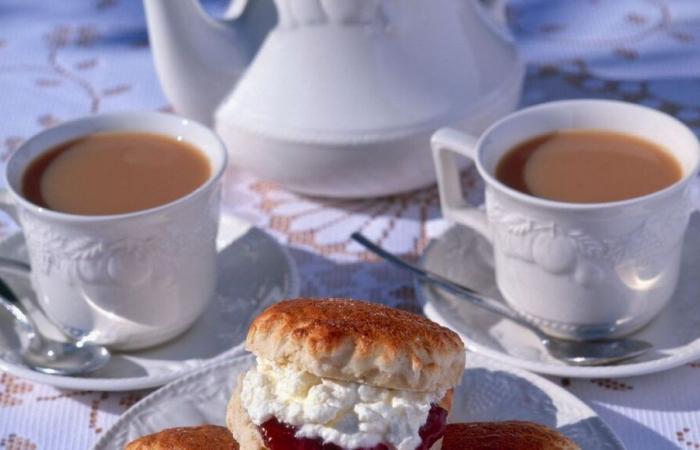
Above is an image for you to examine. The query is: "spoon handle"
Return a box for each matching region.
[351,232,544,336]
[0,257,31,274]
[0,257,30,304]
[0,257,31,304]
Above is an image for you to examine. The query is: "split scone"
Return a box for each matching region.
[227,298,466,450]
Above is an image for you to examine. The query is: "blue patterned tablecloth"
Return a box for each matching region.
[1,1,700,449]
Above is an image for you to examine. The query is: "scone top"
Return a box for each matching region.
[443,421,581,450]
[125,425,239,450]
[246,298,466,392]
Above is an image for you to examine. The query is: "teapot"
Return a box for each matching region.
[144,0,523,198]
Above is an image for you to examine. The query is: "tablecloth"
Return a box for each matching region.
[1,1,700,449]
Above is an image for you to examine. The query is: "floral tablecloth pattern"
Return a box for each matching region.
[1,1,700,449]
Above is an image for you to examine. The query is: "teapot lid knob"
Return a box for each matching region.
[275,0,382,28]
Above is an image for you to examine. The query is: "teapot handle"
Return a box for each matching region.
[223,0,247,19]
[474,0,513,40]
[221,0,277,50]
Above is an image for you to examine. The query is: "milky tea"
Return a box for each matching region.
[495,130,682,204]
[22,132,211,215]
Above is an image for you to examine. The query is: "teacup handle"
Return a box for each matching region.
[0,188,19,223]
[431,128,493,242]
[0,189,61,336]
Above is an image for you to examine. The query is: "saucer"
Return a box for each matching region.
[0,215,299,390]
[92,353,623,450]
[417,215,700,378]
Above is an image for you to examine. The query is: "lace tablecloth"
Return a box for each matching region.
[1,1,700,449]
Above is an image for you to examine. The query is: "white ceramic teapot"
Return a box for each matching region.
[145,0,523,197]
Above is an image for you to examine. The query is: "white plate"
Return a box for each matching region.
[91,351,623,450]
[0,215,299,390]
[418,215,700,378]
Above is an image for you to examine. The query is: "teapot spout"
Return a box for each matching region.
[144,0,276,124]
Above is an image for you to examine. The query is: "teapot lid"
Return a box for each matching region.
[217,0,523,142]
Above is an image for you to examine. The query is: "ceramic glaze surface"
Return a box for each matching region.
[419,215,700,378]
[144,0,524,197]
[432,100,700,339]
[1,112,228,350]
[274,0,383,27]
[16,189,219,349]
[486,186,690,336]
[0,217,301,391]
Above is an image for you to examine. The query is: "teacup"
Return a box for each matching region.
[432,100,700,339]
[1,112,227,350]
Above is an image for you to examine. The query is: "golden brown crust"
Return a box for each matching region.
[442,422,580,450]
[246,298,465,392]
[226,374,266,450]
[125,425,238,450]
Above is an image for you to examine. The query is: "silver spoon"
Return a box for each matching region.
[0,258,110,376]
[351,232,652,366]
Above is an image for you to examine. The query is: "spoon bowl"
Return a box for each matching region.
[543,337,652,367]
[23,338,111,376]
[351,232,653,366]
[0,258,111,376]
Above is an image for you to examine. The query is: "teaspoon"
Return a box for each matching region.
[351,232,652,366]
[0,258,110,376]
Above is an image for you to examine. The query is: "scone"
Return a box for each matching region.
[125,425,238,450]
[442,421,580,450]
[226,298,466,450]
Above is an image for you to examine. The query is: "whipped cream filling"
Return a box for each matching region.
[240,358,444,450]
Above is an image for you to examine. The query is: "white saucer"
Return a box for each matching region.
[91,352,623,450]
[0,215,299,391]
[418,215,700,378]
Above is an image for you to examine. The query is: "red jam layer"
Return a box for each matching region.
[258,403,448,450]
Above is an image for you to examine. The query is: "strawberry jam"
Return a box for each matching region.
[258,403,447,450]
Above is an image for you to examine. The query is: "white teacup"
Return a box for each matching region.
[1,112,227,350]
[432,100,700,339]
